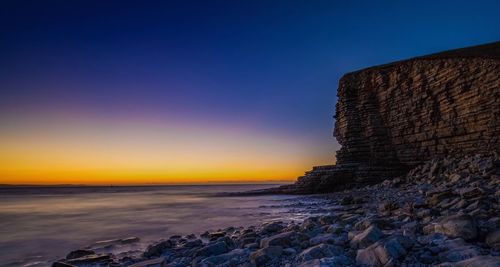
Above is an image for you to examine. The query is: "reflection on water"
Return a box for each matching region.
[0,184,321,266]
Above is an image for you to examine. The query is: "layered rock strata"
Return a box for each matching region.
[286,42,500,193]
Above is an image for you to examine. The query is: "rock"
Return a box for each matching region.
[66,254,112,265]
[260,231,309,248]
[144,240,175,258]
[355,235,413,266]
[433,215,478,240]
[208,231,225,240]
[427,190,455,206]
[298,255,352,267]
[182,238,203,248]
[195,241,228,257]
[129,257,166,267]
[283,247,297,255]
[326,224,344,234]
[196,249,250,267]
[350,225,384,249]
[378,201,399,213]
[250,246,283,266]
[302,217,320,231]
[261,221,284,234]
[438,255,500,267]
[341,196,354,205]
[486,229,500,250]
[121,237,141,244]
[437,239,481,263]
[297,244,344,263]
[66,249,95,260]
[318,215,337,225]
[52,262,76,267]
[460,187,485,199]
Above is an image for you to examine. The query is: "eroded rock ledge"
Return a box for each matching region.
[283,41,500,194]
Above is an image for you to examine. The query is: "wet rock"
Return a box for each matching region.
[350,225,384,249]
[208,231,225,240]
[196,249,250,267]
[66,249,95,260]
[261,221,284,234]
[122,237,141,244]
[66,254,112,265]
[250,246,282,266]
[144,240,175,258]
[433,215,478,240]
[297,244,344,262]
[129,257,166,267]
[195,241,228,257]
[182,239,203,248]
[260,231,309,248]
[52,262,76,267]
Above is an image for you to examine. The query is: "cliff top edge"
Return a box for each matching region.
[345,41,500,76]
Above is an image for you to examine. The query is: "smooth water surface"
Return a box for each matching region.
[0,184,321,266]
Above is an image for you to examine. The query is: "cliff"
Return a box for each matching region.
[285,41,500,193]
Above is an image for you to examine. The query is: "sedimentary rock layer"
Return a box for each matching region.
[291,42,500,193]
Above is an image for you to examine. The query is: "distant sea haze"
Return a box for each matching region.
[0,184,315,266]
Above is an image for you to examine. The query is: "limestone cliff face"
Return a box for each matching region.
[285,42,500,193]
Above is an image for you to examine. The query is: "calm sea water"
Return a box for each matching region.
[0,184,323,267]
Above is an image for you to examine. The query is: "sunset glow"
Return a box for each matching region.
[0,112,329,184]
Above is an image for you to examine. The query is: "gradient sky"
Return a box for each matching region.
[1,0,500,184]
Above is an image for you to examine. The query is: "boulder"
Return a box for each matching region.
[196,249,250,267]
[195,241,228,257]
[350,225,384,249]
[261,222,284,234]
[129,257,166,267]
[144,240,175,258]
[433,215,478,241]
[297,255,352,267]
[250,246,282,266]
[297,244,344,262]
[260,231,309,248]
[355,235,413,266]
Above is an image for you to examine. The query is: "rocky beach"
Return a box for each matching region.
[52,154,500,267]
[51,42,500,267]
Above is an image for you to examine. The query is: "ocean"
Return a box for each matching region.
[0,184,325,266]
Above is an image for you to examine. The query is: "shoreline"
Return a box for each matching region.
[52,154,500,267]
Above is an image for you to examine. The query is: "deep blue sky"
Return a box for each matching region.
[1,0,500,169]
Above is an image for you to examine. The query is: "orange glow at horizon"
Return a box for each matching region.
[0,113,332,185]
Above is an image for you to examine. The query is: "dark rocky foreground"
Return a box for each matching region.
[53,154,500,266]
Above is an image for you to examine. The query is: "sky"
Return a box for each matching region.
[1,0,499,184]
